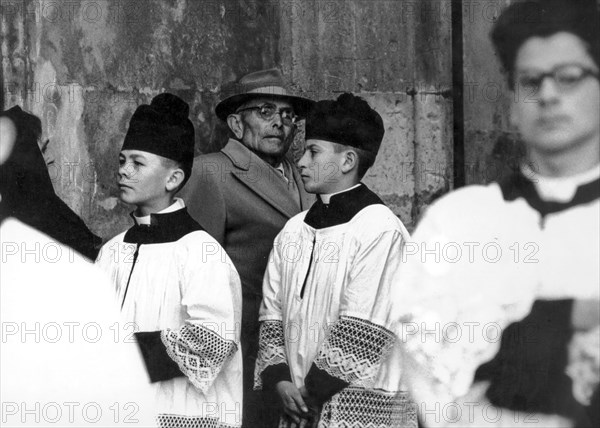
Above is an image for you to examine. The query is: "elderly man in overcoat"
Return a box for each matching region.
[182,68,314,427]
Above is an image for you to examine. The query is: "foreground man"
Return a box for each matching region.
[393,0,599,426]
[182,69,314,426]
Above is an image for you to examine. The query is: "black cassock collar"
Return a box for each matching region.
[124,208,203,244]
[499,170,599,219]
[304,183,385,229]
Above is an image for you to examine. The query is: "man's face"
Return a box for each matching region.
[117,150,173,214]
[233,97,296,164]
[511,32,599,157]
[298,139,345,194]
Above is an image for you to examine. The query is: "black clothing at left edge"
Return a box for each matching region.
[0,106,101,259]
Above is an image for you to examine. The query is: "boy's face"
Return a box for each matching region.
[511,32,599,158]
[117,150,174,213]
[298,139,345,194]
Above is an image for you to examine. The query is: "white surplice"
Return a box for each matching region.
[392,167,600,426]
[1,217,156,427]
[255,184,416,427]
[96,200,243,428]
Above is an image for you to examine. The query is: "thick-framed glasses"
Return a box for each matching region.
[236,103,297,125]
[515,63,599,93]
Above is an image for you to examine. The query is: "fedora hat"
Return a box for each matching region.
[215,68,314,121]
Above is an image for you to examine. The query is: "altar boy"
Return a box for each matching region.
[254,93,415,427]
[96,93,243,427]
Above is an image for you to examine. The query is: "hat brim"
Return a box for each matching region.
[216,93,315,122]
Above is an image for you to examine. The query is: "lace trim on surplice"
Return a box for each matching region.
[254,320,287,389]
[315,316,395,386]
[318,387,418,428]
[157,414,240,428]
[161,323,237,394]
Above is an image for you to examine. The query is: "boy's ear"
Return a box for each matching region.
[165,168,185,192]
[226,114,244,140]
[340,149,358,174]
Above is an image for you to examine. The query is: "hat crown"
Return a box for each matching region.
[306,93,384,155]
[215,68,314,121]
[221,68,289,101]
[238,68,285,88]
[122,93,195,167]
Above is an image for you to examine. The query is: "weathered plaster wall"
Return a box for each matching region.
[281,1,453,225]
[2,0,455,238]
[462,0,522,185]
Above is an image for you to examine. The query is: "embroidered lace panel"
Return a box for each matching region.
[319,387,418,428]
[315,316,395,386]
[276,388,417,428]
[254,320,287,389]
[161,323,237,393]
[157,414,240,428]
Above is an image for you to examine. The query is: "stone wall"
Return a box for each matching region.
[462,0,523,185]
[2,0,478,239]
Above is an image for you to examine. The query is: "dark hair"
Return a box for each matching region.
[332,142,377,179]
[491,0,600,88]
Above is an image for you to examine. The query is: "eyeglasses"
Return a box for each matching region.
[515,63,599,93]
[236,103,297,125]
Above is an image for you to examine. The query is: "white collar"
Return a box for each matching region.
[274,162,288,183]
[320,183,362,204]
[521,163,600,202]
[133,198,185,225]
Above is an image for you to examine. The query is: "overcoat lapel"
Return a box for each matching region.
[222,139,301,218]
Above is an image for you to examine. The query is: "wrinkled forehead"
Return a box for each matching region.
[239,97,294,110]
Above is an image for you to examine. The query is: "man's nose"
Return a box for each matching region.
[271,111,283,127]
[537,76,560,105]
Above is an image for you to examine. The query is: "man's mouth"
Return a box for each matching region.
[537,114,569,126]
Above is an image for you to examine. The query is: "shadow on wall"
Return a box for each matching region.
[491,131,527,181]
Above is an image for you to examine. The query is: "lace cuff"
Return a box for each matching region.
[314,316,395,386]
[161,323,237,394]
[254,320,288,390]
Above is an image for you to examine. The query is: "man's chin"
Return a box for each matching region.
[528,134,586,155]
